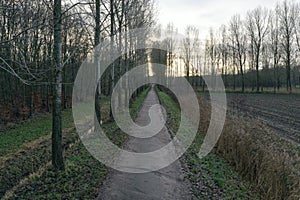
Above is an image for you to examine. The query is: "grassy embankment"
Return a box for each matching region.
[156,87,258,199]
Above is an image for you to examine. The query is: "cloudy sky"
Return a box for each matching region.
[158,0,283,39]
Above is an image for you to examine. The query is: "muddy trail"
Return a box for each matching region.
[97,87,191,200]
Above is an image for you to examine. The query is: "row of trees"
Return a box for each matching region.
[164,0,300,93]
[55,0,156,169]
[0,0,156,169]
[0,0,155,122]
[0,0,90,122]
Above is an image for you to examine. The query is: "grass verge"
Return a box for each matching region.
[1,87,150,199]
[156,87,258,199]
[0,111,77,198]
[0,110,74,157]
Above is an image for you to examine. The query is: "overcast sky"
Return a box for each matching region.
[158,0,283,39]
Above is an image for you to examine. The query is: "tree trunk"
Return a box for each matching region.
[273,60,277,94]
[109,0,115,121]
[52,0,64,171]
[256,52,260,93]
[63,33,68,109]
[240,65,245,93]
[95,0,101,126]
[287,47,292,92]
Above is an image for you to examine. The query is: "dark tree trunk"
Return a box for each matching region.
[52,0,64,171]
[256,52,260,93]
[109,0,115,121]
[95,0,101,126]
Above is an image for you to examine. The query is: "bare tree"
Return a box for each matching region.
[208,28,217,76]
[230,15,247,92]
[95,0,101,126]
[165,23,178,84]
[269,8,282,92]
[109,0,115,121]
[182,25,199,83]
[52,0,64,170]
[294,2,300,53]
[278,0,296,92]
[246,7,269,92]
[219,25,229,86]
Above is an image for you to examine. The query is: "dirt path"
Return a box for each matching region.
[97,86,191,200]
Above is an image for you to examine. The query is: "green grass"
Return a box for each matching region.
[0,92,139,159]
[0,110,74,157]
[130,87,150,119]
[2,86,150,199]
[0,112,77,198]
[156,87,258,199]
[10,141,107,199]
[290,144,300,153]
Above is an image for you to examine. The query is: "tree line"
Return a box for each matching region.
[0,0,155,123]
[163,0,300,93]
[0,0,155,169]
